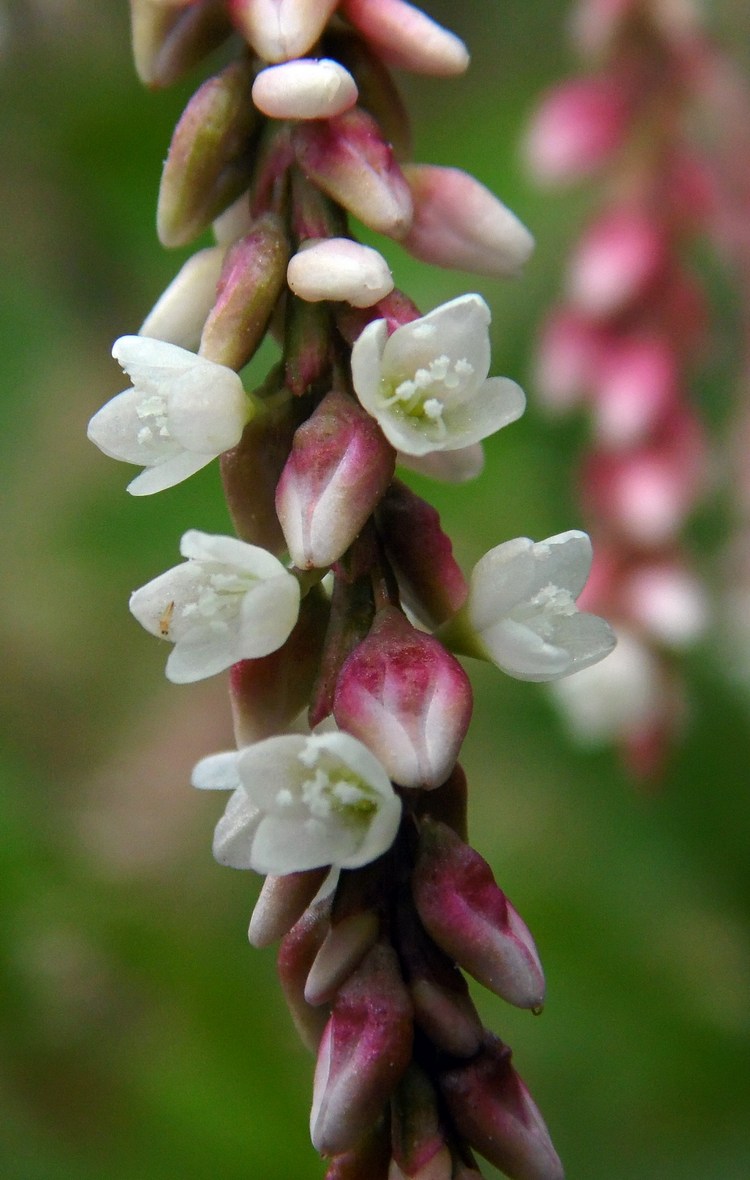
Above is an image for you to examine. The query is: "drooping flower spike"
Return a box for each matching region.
[88,336,252,495]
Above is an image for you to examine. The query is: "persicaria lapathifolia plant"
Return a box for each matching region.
[89,3,617,1177]
[522,0,750,778]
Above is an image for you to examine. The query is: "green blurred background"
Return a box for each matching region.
[1,2,749,1177]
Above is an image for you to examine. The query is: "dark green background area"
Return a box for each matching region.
[1,3,748,1177]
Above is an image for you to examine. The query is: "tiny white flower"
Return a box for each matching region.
[129,530,301,683]
[461,530,616,681]
[350,294,525,456]
[192,731,402,875]
[87,336,251,495]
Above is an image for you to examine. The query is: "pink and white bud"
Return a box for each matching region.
[288,238,394,308]
[228,0,338,62]
[582,412,707,546]
[229,587,329,745]
[157,58,259,248]
[130,0,232,90]
[293,109,414,239]
[334,606,473,789]
[438,1036,564,1180]
[340,0,469,77]
[278,901,331,1052]
[249,867,329,947]
[276,389,396,569]
[412,819,545,1010]
[391,1064,452,1180]
[253,59,358,120]
[140,246,225,350]
[377,480,468,627]
[534,309,604,414]
[199,215,289,370]
[590,334,678,447]
[402,165,534,278]
[525,77,632,185]
[305,909,380,1005]
[566,207,666,317]
[621,560,709,647]
[310,942,414,1156]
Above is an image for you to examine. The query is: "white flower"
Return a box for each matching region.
[350,294,525,456]
[462,530,616,681]
[87,336,251,495]
[129,530,301,683]
[192,731,402,875]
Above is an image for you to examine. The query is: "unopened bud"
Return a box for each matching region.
[327,28,413,160]
[402,165,534,278]
[293,108,413,239]
[591,334,677,447]
[253,58,358,120]
[157,58,259,248]
[412,819,545,1010]
[199,214,289,370]
[230,586,330,745]
[129,0,232,89]
[276,389,396,569]
[305,910,380,1005]
[288,238,394,308]
[229,0,338,62]
[533,310,603,414]
[377,481,468,627]
[324,1119,391,1180]
[334,606,472,789]
[391,1064,451,1180]
[438,1036,564,1180]
[310,942,414,1156]
[249,867,330,947]
[139,245,224,350]
[525,77,632,185]
[278,900,332,1052]
[284,298,333,397]
[340,0,469,77]
[567,207,666,316]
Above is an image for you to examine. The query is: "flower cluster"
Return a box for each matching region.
[89,3,616,1176]
[525,0,720,776]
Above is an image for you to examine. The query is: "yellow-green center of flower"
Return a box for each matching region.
[379,354,474,436]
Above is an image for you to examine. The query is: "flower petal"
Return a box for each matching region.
[397,442,485,482]
[381,294,491,385]
[191,750,243,790]
[126,450,214,495]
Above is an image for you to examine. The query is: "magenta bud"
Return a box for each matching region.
[222,394,306,555]
[533,309,604,414]
[293,108,413,239]
[306,910,380,1005]
[327,28,413,161]
[334,607,472,789]
[412,819,545,1010]
[566,206,666,317]
[129,0,232,90]
[278,900,331,1053]
[249,867,330,947]
[310,942,413,1156]
[157,58,260,248]
[284,298,333,397]
[276,389,396,569]
[525,77,632,185]
[590,333,677,448]
[199,214,289,370]
[438,1036,564,1180]
[377,481,468,627]
[229,587,330,745]
[391,1064,451,1180]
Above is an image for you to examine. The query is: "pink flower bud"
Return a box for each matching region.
[621,559,709,647]
[534,309,604,414]
[402,165,534,278]
[525,77,632,185]
[340,0,469,77]
[438,1036,564,1180]
[284,298,333,397]
[293,109,414,239]
[590,334,678,447]
[334,606,473,789]
[310,942,414,1156]
[139,246,225,351]
[412,819,545,1010]
[199,215,289,370]
[278,900,331,1052]
[566,207,666,316]
[229,586,329,745]
[129,0,232,90]
[276,389,396,569]
[228,0,338,62]
[328,27,413,161]
[288,238,394,308]
[376,481,468,627]
[249,867,329,947]
[305,910,380,1005]
[582,410,707,546]
[391,1064,451,1180]
[157,59,260,247]
[252,59,359,120]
